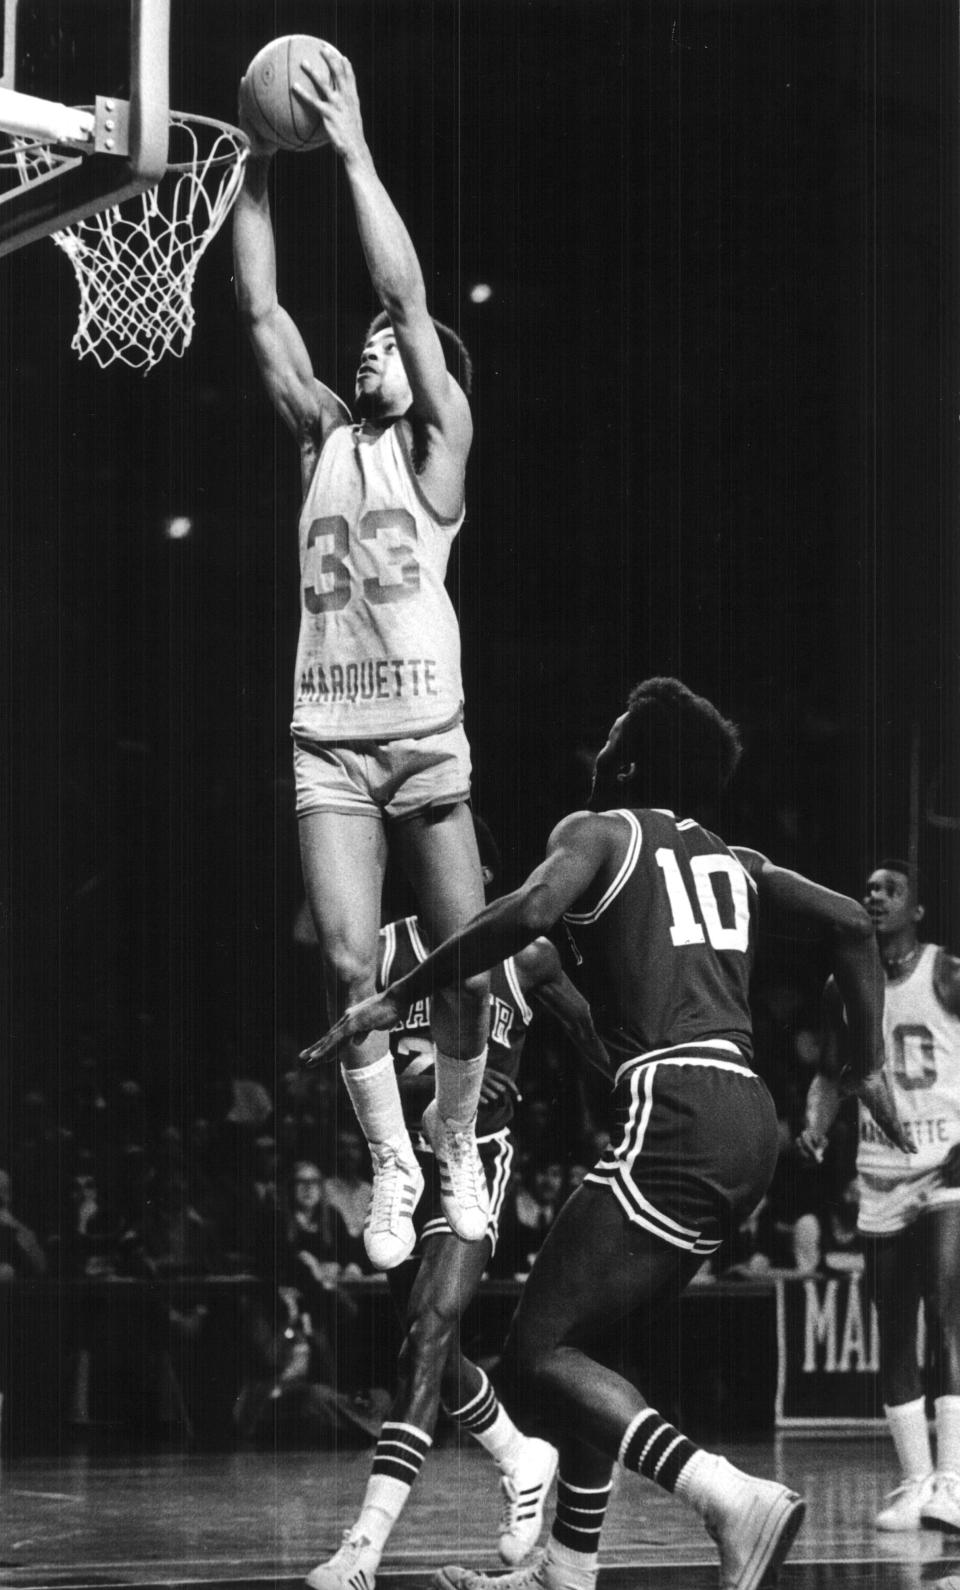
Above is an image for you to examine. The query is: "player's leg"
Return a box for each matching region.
[434,1183,800,1590]
[862,1226,934,1529]
[299,810,423,1270]
[918,1202,960,1530]
[393,803,491,1241]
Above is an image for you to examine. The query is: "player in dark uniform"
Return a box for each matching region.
[306,826,609,1590]
[305,678,907,1590]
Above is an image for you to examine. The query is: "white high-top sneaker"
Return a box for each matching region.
[306,1529,380,1590]
[498,1439,559,1564]
[875,1472,935,1531]
[364,1138,424,1269]
[421,1101,489,1243]
[701,1463,805,1590]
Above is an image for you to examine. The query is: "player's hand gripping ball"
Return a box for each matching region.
[239,35,333,152]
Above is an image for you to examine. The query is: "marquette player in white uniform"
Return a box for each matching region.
[306,678,905,1590]
[233,41,491,1269]
[308,823,609,1590]
[803,860,960,1531]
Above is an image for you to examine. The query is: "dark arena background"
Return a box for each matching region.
[1,2,959,1588]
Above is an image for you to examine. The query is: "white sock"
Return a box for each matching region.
[444,1367,526,1469]
[434,1047,486,1128]
[354,1474,412,1553]
[885,1398,933,1480]
[546,1536,599,1584]
[674,1451,742,1518]
[341,1049,411,1149]
[936,1396,960,1476]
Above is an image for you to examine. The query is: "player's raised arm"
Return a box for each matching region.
[301,813,613,1064]
[294,43,472,455]
[232,130,347,449]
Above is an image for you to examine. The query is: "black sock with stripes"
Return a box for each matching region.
[618,1408,699,1494]
[550,1473,613,1564]
[443,1368,525,1470]
[371,1421,432,1486]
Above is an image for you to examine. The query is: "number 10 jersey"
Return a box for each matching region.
[563,808,758,1072]
[292,421,465,743]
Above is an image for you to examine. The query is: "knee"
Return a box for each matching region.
[322,944,377,1003]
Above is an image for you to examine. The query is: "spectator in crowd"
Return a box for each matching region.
[0,1167,47,1279]
[493,1157,566,1279]
[49,1166,121,1278]
[323,1128,372,1274]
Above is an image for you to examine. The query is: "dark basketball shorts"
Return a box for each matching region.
[584,1041,779,1255]
[414,1127,514,1256]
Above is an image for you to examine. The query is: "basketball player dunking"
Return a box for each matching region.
[233,40,491,1269]
[803,860,960,1533]
[305,678,910,1590]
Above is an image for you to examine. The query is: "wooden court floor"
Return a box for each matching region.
[2,1435,959,1590]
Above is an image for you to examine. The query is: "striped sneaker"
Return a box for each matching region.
[421,1101,489,1243]
[499,1439,559,1564]
[306,1530,379,1590]
[364,1138,424,1270]
[877,1472,935,1530]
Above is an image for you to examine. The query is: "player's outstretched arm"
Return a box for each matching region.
[735,848,915,1157]
[232,122,347,447]
[515,938,612,1079]
[797,977,844,1163]
[301,814,611,1066]
[733,847,883,1075]
[295,44,471,454]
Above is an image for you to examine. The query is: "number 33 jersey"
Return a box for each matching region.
[293,422,465,743]
[563,808,758,1071]
[857,943,960,1234]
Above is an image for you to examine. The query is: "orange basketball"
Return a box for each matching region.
[239,35,332,152]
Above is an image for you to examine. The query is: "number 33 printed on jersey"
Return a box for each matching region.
[303,510,419,614]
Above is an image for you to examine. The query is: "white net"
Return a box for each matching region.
[0,134,81,197]
[50,112,249,372]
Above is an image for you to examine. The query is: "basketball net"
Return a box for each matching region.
[50,112,248,372]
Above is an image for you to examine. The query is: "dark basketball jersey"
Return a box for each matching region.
[562,809,758,1070]
[377,916,532,1137]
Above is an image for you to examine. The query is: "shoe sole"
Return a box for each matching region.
[731,1492,806,1590]
[921,1516,960,1533]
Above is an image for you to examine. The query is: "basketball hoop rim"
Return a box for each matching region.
[0,106,250,173]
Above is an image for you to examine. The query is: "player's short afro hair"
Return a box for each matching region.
[619,677,743,812]
[365,309,473,396]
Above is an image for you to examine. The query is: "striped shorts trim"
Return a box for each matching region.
[419,1127,514,1255]
[585,1046,757,1254]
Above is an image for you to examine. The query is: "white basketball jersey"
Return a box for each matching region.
[292,422,465,742]
[857,944,960,1234]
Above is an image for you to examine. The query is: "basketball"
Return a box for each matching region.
[239,35,332,153]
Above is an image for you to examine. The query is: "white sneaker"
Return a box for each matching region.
[703,1467,805,1590]
[499,1439,559,1564]
[876,1472,935,1531]
[435,1551,592,1590]
[421,1101,489,1243]
[306,1530,379,1590]
[364,1138,424,1270]
[922,1471,960,1532]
